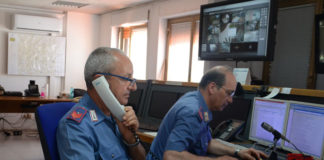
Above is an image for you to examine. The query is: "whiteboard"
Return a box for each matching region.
[8,32,66,76]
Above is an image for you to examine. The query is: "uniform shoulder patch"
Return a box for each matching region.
[67,106,87,123]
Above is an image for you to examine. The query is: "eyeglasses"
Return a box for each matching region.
[96,72,136,87]
[221,87,235,97]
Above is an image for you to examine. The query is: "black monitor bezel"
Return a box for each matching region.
[126,80,151,118]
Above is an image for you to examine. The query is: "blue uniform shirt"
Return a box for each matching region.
[147,91,213,160]
[56,93,130,160]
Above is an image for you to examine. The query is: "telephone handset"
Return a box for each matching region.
[92,76,125,121]
[212,119,245,141]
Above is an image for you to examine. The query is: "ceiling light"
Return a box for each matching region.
[52,1,89,8]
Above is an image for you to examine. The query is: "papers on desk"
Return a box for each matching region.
[143,131,157,137]
[233,68,251,85]
[263,88,280,99]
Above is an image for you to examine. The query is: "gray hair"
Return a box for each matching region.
[199,65,233,89]
[84,47,124,88]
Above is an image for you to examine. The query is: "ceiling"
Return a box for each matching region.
[0,0,158,15]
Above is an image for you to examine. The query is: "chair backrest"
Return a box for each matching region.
[35,102,75,160]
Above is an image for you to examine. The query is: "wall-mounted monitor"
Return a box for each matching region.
[282,101,324,159]
[199,0,278,61]
[139,82,197,131]
[249,98,289,147]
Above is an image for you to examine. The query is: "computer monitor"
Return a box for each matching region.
[126,80,150,117]
[282,101,324,159]
[209,97,252,130]
[249,98,289,147]
[147,90,180,119]
[139,82,197,131]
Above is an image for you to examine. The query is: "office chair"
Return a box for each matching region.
[35,102,75,160]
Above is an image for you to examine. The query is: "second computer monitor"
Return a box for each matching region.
[283,101,324,159]
[126,80,150,117]
[139,82,197,131]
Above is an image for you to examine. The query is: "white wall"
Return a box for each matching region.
[64,12,100,93]
[99,14,111,47]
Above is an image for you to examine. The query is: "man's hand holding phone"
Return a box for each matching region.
[122,106,139,130]
[115,106,140,145]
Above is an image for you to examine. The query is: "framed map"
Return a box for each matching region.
[8,32,66,76]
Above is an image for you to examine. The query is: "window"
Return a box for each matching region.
[164,15,204,83]
[118,24,147,80]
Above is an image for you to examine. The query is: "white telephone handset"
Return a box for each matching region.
[92,76,125,121]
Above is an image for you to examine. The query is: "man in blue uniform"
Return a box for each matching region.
[57,47,145,160]
[147,66,268,160]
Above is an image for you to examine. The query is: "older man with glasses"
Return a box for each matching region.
[147,65,268,160]
[57,47,145,160]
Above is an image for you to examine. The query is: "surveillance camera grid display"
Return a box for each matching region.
[201,1,269,56]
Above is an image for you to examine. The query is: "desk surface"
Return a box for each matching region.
[0,96,73,113]
[137,131,156,144]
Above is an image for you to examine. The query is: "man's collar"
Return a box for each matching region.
[80,93,113,124]
[197,91,213,123]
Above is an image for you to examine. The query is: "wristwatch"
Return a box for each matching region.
[234,148,241,158]
[122,133,140,147]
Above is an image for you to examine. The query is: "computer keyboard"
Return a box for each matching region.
[216,138,274,152]
[216,139,288,160]
[215,138,248,150]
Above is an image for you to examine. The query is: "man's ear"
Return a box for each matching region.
[207,82,218,95]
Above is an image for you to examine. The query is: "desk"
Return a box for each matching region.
[137,131,156,144]
[0,96,73,113]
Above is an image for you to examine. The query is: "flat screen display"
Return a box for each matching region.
[199,0,277,61]
[127,89,143,114]
[249,98,289,147]
[139,83,197,131]
[126,80,149,116]
[148,91,180,119]
[283,101,324,159]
